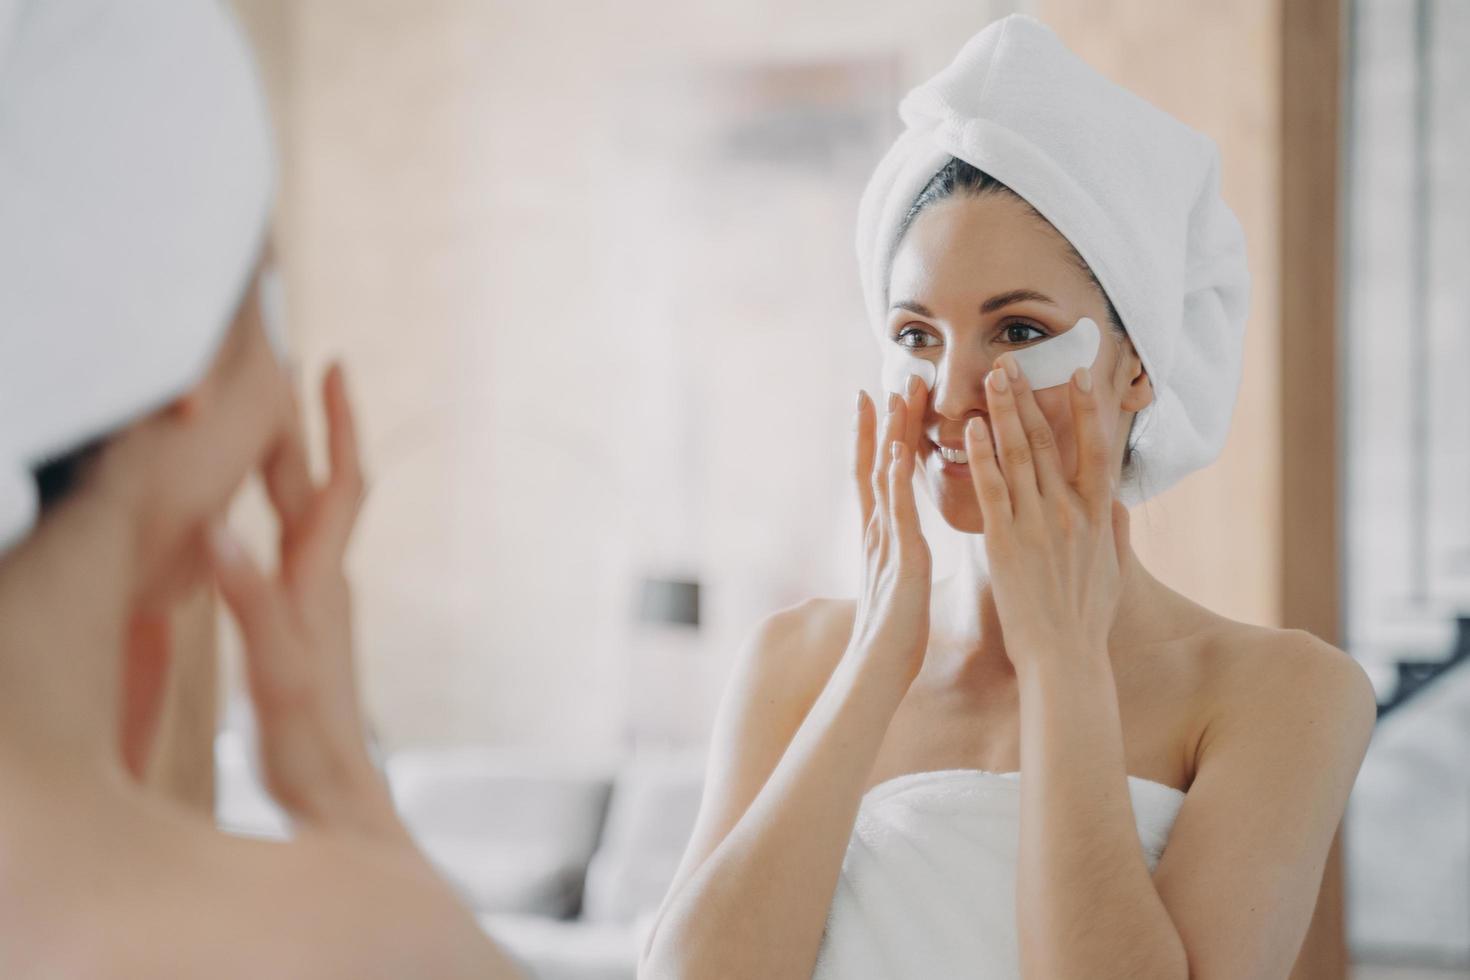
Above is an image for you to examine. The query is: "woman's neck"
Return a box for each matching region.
[0,478,154,778]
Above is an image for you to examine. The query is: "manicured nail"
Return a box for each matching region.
[989,368,1008,393]
[906,374,920,397]
[1075,367,1093,392]
[1002,356,1020,381]
[856,389,868,411]
[887,392,900,413]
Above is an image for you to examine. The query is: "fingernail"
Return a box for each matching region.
[887,392,900,413]
[1003,356,1020,381]
[906,374,919,398]
[1075,367,1093,392]
[989,368,1008,393]
[856,389,867,411]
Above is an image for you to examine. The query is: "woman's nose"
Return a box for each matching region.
[931,349,995,420]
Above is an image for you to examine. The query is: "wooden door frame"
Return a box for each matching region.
[1282,0,1349,977]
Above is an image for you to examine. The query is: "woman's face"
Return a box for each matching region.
[885,193,1150,534]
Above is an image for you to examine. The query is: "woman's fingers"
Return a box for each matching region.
[903,374,927,453]
[984,360,1039,510]
[871,395,906,550]
[853,390,876,533]
[262,383,313,539]
[325,365,361,476]
[1003,356,1067,500]
[208,524,289,673]
[872,394,906,508]
[1068,367,1111,514]
[120,613,172,781]
[292,364,367,580]
[887,440,922,546]
[965,416,1013,526]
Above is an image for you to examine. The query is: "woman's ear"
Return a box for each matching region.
[1116,340,1154,414]
[164,385,207,423]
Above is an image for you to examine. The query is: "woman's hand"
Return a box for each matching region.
[963,358,1131,673]
[848,376,933,685]
[208,363,407,845]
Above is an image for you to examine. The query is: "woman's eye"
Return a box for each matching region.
[1002,322,1047,344]
[895,326,937,349]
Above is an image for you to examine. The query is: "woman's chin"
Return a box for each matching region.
[920,453,985,532]
[926,480,985,534]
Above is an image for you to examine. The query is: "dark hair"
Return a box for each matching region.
[894,157,1140,472]
[33,440,105,513]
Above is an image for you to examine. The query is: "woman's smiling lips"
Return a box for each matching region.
[927,437,972,476]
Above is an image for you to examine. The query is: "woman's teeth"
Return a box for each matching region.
[936,445,969,465]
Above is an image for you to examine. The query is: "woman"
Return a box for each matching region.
[0,1,520,975]
[641,15,1376,980]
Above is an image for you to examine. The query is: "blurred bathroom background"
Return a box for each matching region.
[196,1,1469,977]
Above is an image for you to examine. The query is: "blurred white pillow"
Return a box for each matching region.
[581,749,705,924]
[389,746,617,918]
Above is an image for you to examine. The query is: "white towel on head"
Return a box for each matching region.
[856,14,1250,506]
[0,0,276,554]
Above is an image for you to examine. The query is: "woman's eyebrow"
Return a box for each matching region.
[889,299,935,318]
[980,288,1058,314]
[891,290,1059,320]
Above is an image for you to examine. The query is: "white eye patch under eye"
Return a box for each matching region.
[1009,316,1101,389]
[881,316,1101,396]
[882,350,938,396]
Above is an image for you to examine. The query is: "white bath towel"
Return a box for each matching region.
[812,769,1186,979]
[0,0,275,554]
[856,14,1251,506]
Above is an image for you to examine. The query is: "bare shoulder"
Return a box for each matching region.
[8,828,509,980]
[1196,619,1378,761]
[1214,622,1375,715]
[694,595,859,792]
[738,596,857,711]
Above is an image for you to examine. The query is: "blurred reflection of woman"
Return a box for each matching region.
[643,15,1376,979]
[0,1,521,975]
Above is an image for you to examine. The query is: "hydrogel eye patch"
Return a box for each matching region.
[1010,316,1101,389]
[881,316,1101,395]
[881,350,938,396]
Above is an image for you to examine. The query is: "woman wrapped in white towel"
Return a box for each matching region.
[641,15,1376,980]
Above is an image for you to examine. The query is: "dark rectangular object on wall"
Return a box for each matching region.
[637,577,701,629]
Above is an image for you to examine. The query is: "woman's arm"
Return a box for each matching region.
[640,616,914,980]
[207,365,526,977]
[965,357,1377,979]
[125,586,219,814]
[1011,629,1375,980]
[1013,646,1189,978]
[1150,634,1376,979]
[962,357,1186,976]
[641,382,933,980]
[209,365,407,844]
